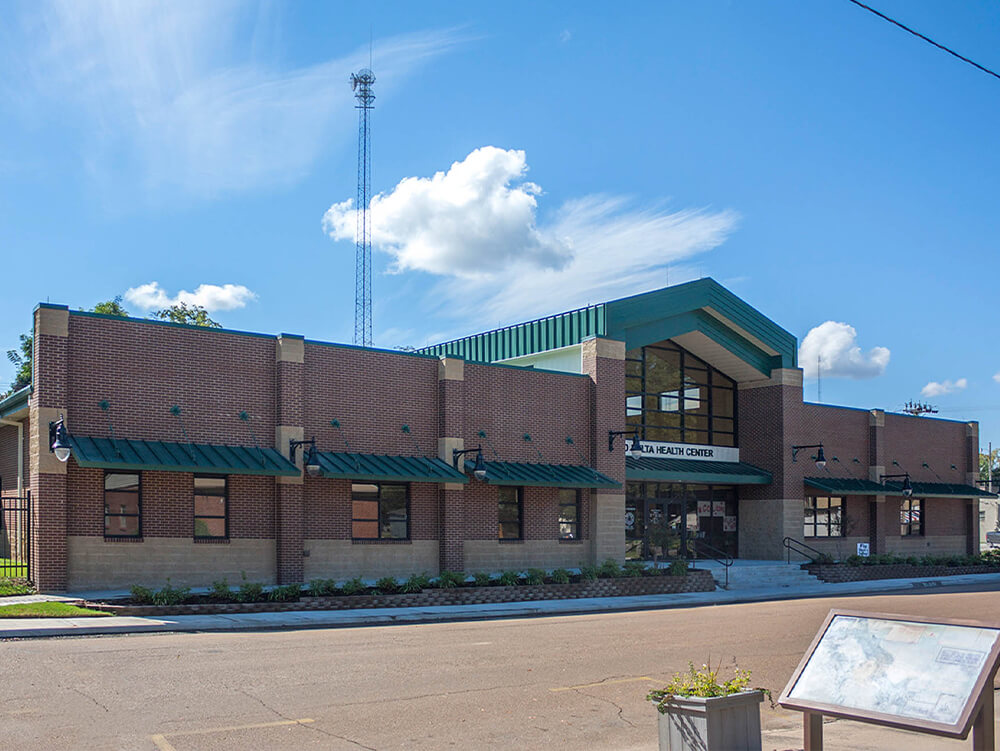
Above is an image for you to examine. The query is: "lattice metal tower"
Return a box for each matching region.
[351,68,375,347]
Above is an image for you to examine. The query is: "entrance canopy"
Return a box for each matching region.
[626,456,771,485]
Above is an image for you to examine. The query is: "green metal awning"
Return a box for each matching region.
[626,457,771,485]
[67,435,300,476]
[468,460,620,489]
[316,452,468,484]
[892,481,997,499]
[805,477,901,496]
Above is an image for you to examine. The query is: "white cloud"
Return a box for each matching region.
[921,378,967,398]
[7,2,463,198]
[125,282,256,312]
[994,371,1000,384]
[799,321,890,379]
[324,146,738,324]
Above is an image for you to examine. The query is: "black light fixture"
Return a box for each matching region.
[792,443,826,470]
[49,416,71,463]
[453,445,487,481]
[289,437,322,477]
[881,472,913,497]
[609,430,642,458]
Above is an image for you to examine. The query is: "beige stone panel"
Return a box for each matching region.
[438,437,463,465]
[802,536,870,561]
[66,537,276,590]
[31,405,68,476]
[276,336,305,363]
[303,540,439,581]
[275,425,304,485]
[869,409,885,428]
[738,368,804,391]
[463,540,591,573]
[887,535,966,557]
[438,357,464,381]
[35,307,69,338]
[592,492,624,563]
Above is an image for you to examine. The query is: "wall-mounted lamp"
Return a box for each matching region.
[453,445,487,481]
[791,443,826,470]
[880,472,913,497]
[289,437,322,477]
[49,416,71,462]
[609,430,642,458]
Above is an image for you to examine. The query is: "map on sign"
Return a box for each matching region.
[785,614,1000,728]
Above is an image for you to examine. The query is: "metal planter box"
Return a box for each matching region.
[656,691,763,751]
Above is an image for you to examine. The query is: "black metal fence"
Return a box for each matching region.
[0,492,30,581]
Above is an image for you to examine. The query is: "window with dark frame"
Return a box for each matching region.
[194,476,227,539]
[104,472,141,538]
[352,482,409,540]
[901,498,923,537]
[558,488,580,540]
[498,486,523,540]
[804,496,844,538]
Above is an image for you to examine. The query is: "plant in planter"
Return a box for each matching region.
[647,661,768,751]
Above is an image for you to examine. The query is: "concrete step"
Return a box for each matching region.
[696,562,822,590]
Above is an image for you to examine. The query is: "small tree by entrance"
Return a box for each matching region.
[646,521,681,564]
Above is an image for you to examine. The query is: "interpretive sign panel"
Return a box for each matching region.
[780,609,1000,739]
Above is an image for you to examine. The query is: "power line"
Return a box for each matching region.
[846,0,1000,83]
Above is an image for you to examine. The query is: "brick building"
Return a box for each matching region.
[0,278,989,591]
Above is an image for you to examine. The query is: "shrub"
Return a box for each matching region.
[0,579,34,597]
[471,571,492,587]
[498,570,521,586]
[268,584,302,602]
[598,559,623,579]
[130,585,155,605]
[623,561,646,578]
[549,568,571,584]
[208,579,233,602]
[845,555,863,567]
[152,579,191,607]
[814,553,834,565]
[401,573,432,593]
[904,556,920,566]
[647,661,766,714]
[523,568,545,585]
[340,577,367,596]
[579,565,598,581]
[669,559,688,577]
[435,570,466,589]
[237,579,264,603]
[309,578,338,597]
[375,577,400,595]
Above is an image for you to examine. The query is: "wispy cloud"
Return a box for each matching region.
[125,282,257,312]
[994,371,1000,384]
[921,378,967,398]
[799,321,890,379]
[6,1,463,199]
[325,146,738,327]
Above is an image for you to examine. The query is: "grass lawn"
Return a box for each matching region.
[0,602,111,618]
[0,558,28,579]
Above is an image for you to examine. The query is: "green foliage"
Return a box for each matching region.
[152,579,191,606]
[597,559,623,579]
[497,570,521,586]
[0,578,33,597]
[89,296,129,317]
[208,579,233,602]
[523,568,546,585]
[549,568,571,584]
[152,302,222,328]
[646,521,680,560]
[268,584,302,602]
[340,577,367,596]
[309,578,339,597]
[669,559,689,577]
[623,561,646,578]
[435,570,466,589]
[579,565,598,581]
[130,585,155,605]
[471,571,492,587]
[0,602,111,618]
[6,332,32,393]
[375,576,400,595]
[237,572,265,603]
[401,573,432,593]
[647,661,766,713]
[980,449,1000,482]
[813,553,834,564]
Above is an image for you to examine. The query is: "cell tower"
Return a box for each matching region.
[902,400,938,416]
[351,68,375,347]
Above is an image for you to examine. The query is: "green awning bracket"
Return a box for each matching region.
[467,460,619,489]
[315,452,468,484]
[627,457,771,485]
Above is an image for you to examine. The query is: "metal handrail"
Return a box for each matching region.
[783,536,824,564]
[687,539,734,589]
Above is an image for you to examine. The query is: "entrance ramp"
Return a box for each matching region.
[694,559,821,591]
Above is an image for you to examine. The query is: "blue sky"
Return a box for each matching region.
[2,0,999,451]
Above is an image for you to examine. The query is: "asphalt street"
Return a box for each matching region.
[3,584,1000,750]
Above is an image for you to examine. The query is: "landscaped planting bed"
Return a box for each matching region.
[806,551,1000,583]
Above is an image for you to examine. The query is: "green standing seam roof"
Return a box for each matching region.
[315,452,468,483]
[804,477,903,496]
[891,481,997,499]
[0,385,30,420]
[68,435,300,476]
[626,457,772,485]
[467,460,620,489]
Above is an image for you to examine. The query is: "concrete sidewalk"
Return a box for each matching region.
[1,571,998,639]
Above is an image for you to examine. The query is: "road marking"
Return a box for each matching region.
[550,676,656,692]
[150,718,315,749]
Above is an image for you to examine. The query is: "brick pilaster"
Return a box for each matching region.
[275,334,304,583]
[438,357,465,572]
[868,409,887,555]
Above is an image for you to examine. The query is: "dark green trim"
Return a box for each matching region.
[68,435,300,476]
[898,481,996,499]
[469,460,620,489]
[627,457,771,485]
[0,386,30,420]
[804,477,902,496]
[316,451,468,483]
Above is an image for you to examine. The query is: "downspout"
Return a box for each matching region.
[0,419,24,493]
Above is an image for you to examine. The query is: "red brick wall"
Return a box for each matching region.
[882,413,969,485]
[302,478,439,541]
[460,482,589,542]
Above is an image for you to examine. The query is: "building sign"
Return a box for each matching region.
[712,501,726,517]
[697,501,712,517]
[857,542,870,557]
[632,440,739,463]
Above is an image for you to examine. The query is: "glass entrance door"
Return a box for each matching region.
[626,481,738,560]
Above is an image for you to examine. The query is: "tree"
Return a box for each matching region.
[5,333,32,394]
[981,450,1000,483]
[151,303,221,328]
[89,296,129,317]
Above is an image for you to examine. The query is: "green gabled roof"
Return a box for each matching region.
[894,481,997,499]
[805,477,900,496]
[315,452,468,483]
[68,435,299,476]
[627,457,772,485]
[420,278,796,376]
[468,460,620,489]
[0,386,30,420]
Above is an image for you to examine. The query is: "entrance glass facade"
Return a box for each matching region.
[625,482,738,560]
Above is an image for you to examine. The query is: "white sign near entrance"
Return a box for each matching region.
[631,440,739,463]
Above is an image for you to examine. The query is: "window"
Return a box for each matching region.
[104,472,140,538]
[901,498,923,536]
[352,483,409,539]
[194,476,227,539]
[559,489,580,540]
[804,496,843,538]
[498,487,523,540]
